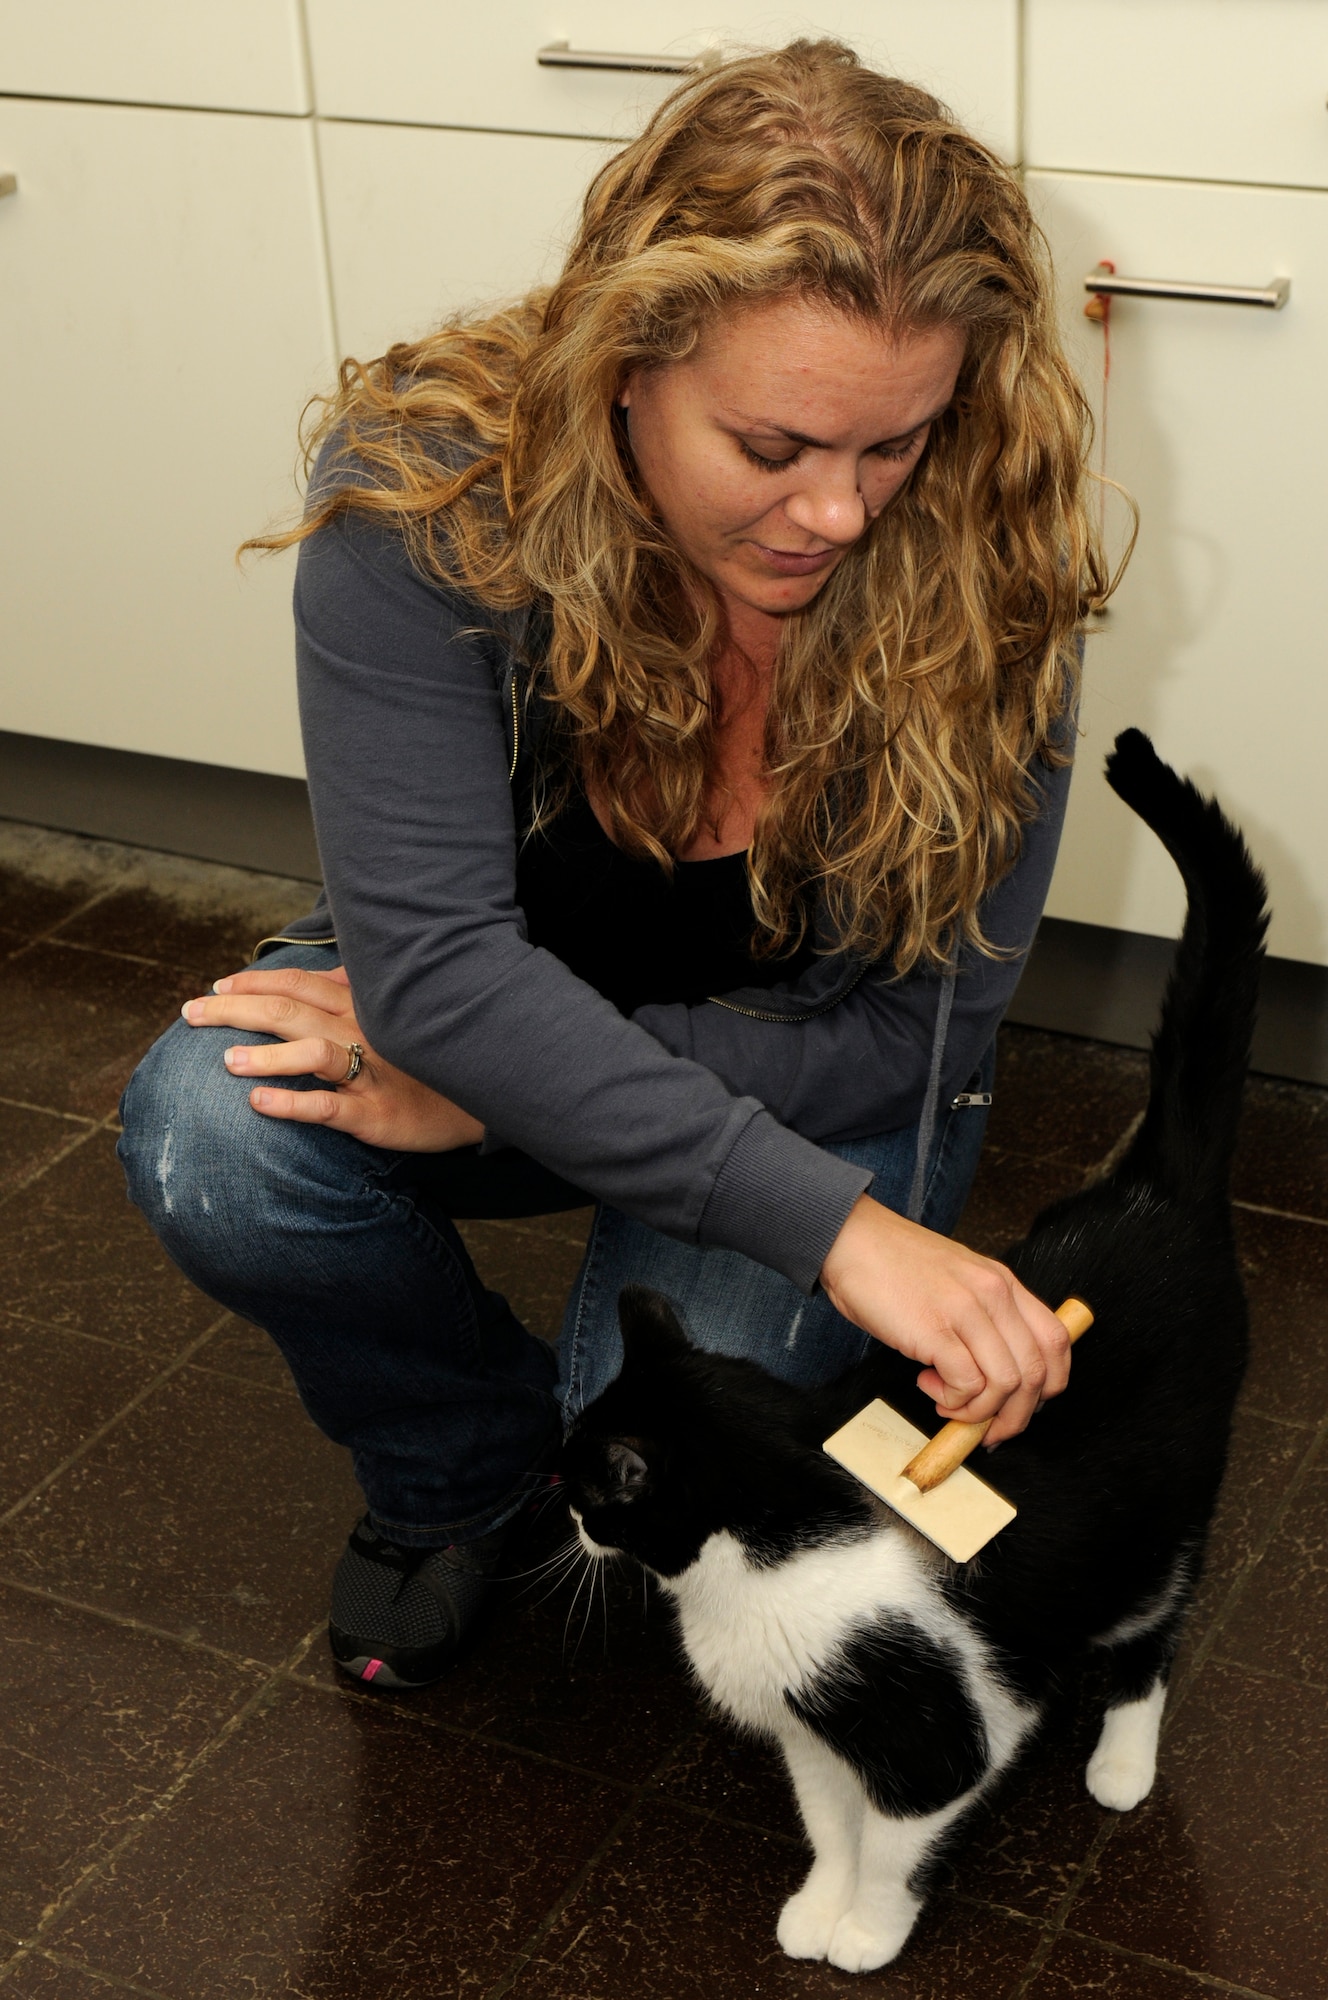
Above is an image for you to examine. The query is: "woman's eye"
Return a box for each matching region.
[738,440,803,472]
[876,430,926,463]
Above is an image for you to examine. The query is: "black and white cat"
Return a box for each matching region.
[559,730,1267,1973]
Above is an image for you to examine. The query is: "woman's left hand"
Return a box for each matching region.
[181,963,485,1152]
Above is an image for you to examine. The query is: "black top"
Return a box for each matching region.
[515,787,816,1016]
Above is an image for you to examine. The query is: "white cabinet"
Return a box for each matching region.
[0,98,333,777]
[6,0,1324,986]
[0,0,310,115]
[305,1,1019,159]
[1026,0,1328,190]
[318,122,615,359]
[1030,170,1328,967]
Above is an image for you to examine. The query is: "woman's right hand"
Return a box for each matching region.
[819,1195,1071,1445]
[181,963,486,1154]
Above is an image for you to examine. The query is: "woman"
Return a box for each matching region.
[119,42,1108,1689]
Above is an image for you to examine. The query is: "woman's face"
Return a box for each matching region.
[619,297,965,629]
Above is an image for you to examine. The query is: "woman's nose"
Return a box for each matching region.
[782,464,867,546]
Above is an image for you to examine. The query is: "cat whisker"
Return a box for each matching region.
[570,1549,605,1664]
[504,1534,583,1590]
[561,1549,597,1660]
[520,1542,591,1611]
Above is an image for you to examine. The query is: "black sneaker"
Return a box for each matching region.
[328,1515,508,1689]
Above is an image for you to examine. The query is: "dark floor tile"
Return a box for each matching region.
[514,1801,1042,1999]
[0,1313,163,1515]
[938,1681,1119,1924]
[1069,1661,1328,1999]
[0,1583,258,1937]
[952,1147,1086,1259]
[55,880,313,987]
[987,1028,1148,1173]
[1232,1074,1328,1223]
[0,1367,361,1665]
[192,1315,298,1395]
[659,1713,801,1838]
[1,1949,173,1996]
[1215,1462,1328,1690]
[457,1215,592,1343]
[1235,1208,1328,1426]
[0,1131,221,1352]
[1,1949,172,1995]
[297,1500,698,1782]
[0,855,104,944]
[0,941,193,1119]
[1178,1400,1310,1648]
[45,1681,625,2000]
[1027,1932,1227,1997]
[0,1098,91,1197]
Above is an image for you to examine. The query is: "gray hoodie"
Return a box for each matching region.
[272,505,1072,1293]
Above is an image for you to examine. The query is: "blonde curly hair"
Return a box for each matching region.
[258,39,1112,972]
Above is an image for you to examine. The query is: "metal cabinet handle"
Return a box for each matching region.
[1084,263,1289,310]
[0,173,17,199]
[537,40,717,75]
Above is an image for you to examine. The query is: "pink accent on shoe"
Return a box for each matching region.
[361,1658,385,1682]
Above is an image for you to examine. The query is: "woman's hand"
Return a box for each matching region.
[181,964,485,1153]
[820,1195,1071,1445]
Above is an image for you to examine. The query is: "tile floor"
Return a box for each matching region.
[0,819,1324,1999]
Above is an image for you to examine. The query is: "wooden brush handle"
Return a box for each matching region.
[901,1297,1094,1494]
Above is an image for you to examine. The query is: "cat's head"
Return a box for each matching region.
[558,1285,872,1578]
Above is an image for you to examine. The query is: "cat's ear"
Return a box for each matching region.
[605,1440,650,1494]
[618,1285,691,1360]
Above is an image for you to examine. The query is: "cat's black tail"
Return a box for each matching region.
[1103,729,1269,1201]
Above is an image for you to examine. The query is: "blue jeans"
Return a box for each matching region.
[118,946,993,1546]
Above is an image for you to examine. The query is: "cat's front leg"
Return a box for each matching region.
[825,1796,969,1972]
[775,1727,864,1960]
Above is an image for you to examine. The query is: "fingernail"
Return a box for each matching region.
[181,1001,201,1023]
[251,1088,273,1108]
[213,977,233,993]
[224,1047,247,1069]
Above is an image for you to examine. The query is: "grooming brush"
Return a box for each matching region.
[822,1297,1093,1561]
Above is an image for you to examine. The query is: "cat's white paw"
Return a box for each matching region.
[777,1873,855,1960]
[1086,1685,1165,1811]
[826,1901,919,1974]
[1085,1745,1156,1811]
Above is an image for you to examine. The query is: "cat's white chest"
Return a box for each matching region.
[663,1528,936,1731]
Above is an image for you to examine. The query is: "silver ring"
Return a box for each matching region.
[341,1042,364,1086]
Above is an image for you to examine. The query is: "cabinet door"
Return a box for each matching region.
[1029,171,1328,967]
[306,1,1017,160]
[0,99,333,776]
[1026,0,1328,190]
[0,0,309,114]
[318,122,615,360]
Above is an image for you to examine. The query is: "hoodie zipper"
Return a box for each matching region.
[248,932,338,962]
[704,960,867,1021]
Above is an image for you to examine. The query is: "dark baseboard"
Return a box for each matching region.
[2,731,1323,1086]
[1008,916,1327,1088]
[0,729,321,881]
